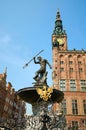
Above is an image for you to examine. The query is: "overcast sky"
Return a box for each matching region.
[0,0,86,114]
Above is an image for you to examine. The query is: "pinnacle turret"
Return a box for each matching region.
[53,10,66,35]
[56,11,61,20]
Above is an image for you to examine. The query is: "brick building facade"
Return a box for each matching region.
[0,71,7,121]
[52,11,86,129]
[0,70,26,128]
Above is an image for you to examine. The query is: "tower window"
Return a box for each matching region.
[79,68,83,72]
[80,80,86,91]
[62,99,67,114]
[69,68,73,72]
[72,100,78,115]
[69,61,73,64]
[60,79,66,91]
[55,67,57,69]
[60,61,64,64]
[70,80,76,91]
[78,61,82,64]
[83,100,86,115]
[60,67,64,72]
[72,121,78,130]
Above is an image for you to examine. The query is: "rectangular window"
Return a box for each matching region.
[55,67,57,69]
[62,99,66,114]
[83,100,86,115]
[69,61,73,64]
[60,61,64,64]
[78,61,82,64]
[70,80,76,91]
[60,67,64,72]
[60,79,66,91]
[72,100,78,115]
[69,68,73,72]
[72,121,78,130]
[79,68,83,72]
[80,80,86,91]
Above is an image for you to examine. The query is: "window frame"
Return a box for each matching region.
[70,79,76,91]
[60,79,66,91]
[72,100,78,115]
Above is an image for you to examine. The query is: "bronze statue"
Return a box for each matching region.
[33,56,52,84]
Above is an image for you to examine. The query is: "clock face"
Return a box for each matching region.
[57,38,64,46]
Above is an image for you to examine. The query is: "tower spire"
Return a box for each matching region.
[56,10,61,20]
[53,10,66,35]
[52,10,67,50]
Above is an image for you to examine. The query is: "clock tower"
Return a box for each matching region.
[52,11,86,129]
[52,11,67,51]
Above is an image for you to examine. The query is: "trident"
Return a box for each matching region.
[23,50,44,69]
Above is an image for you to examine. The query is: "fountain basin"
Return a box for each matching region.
[17,87,64,104]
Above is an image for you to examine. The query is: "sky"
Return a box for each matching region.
[0,0,86,114]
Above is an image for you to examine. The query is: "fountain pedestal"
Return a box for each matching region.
[17,84,66,129]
